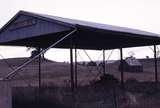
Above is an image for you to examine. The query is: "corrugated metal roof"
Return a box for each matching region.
[28,11,159,37]
[0,10,160,49]
[0,10,160,38]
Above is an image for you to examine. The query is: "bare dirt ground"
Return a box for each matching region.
[1,57,160,108]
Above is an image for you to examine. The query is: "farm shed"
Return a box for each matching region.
[0,10,160,92]
[119,57,143,72]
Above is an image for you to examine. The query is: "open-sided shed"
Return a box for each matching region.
[0,10,160,91]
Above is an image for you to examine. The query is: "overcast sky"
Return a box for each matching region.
[0,0,160,61]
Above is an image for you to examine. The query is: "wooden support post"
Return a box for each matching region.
[103,50,106,75]
[75,48,78,88]
[120,48,124,88]
[154,45,158,87]
[70,48,74,92]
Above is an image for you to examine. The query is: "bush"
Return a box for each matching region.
[126,78,138,84]
[93,74,119,87]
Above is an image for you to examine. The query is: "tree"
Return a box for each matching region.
[27,47,46,59]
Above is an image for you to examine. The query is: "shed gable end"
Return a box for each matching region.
[0,14,72,42]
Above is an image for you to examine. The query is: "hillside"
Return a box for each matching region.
[1,57,160,108]
[0,57,100,86]
[0,57,159,87]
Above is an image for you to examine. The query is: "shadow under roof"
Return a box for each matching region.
[0,10,160,50]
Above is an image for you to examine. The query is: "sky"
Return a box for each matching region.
[0,0,160,62]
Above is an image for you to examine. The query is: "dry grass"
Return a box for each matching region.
[1,57,160,108]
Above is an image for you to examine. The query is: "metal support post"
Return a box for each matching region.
[103,50,106,75]
[154,45,158,86]
[75,48,78,88]
[120,48,124,88]
[70,47,74,92]
[38,48,41,89]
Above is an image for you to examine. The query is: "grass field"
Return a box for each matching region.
[1,57,160,108]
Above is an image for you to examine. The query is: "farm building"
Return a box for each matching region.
[0,10,160,89]
[119,57,143,72]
